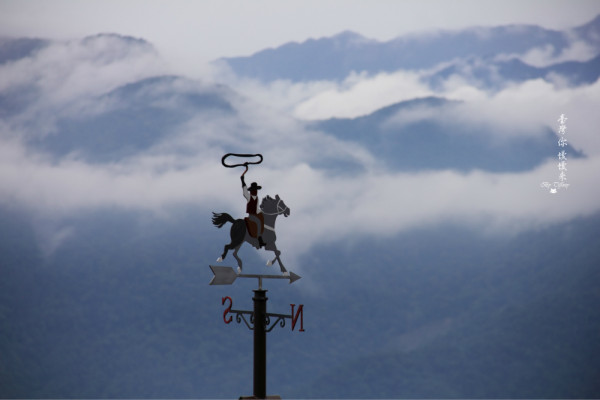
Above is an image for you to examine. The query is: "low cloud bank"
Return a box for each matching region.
[2,34,599,263]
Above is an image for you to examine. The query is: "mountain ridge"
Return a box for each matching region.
[219,14,600,82]
[426,53,600,89]
[310,96,584,173]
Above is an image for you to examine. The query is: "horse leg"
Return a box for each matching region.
[231,220,247,273]
[217,242,234,262]
[233,244,243,273]
[265,241,277,266]
[266,243,287,274]
[218,220,245,264]
[275,250,288,274]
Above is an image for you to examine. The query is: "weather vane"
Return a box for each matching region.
[209,153,304,400]
[213,153,291,276]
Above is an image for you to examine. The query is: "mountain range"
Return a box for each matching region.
[310,96,584,173]
[32,75,234,162]
[424,54,600,89]
[219,15,600,82]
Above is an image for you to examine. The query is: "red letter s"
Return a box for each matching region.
[222,296,233,324]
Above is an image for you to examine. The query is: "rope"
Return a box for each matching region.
[221,153,263,168]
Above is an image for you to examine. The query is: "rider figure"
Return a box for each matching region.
[241,165,266,248]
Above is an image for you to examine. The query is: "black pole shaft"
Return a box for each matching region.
[253,289,267,399]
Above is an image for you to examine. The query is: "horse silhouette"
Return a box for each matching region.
[212,194,290,274]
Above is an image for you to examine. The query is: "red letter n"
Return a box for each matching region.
[290,304,304,332]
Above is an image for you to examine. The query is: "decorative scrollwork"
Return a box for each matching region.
[265,316,287,332]
[226,308,293,332]
[235,311,254,330]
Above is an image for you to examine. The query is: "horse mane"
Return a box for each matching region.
[260,195,275,211]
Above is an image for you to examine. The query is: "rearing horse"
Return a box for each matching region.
[212,195,290,274]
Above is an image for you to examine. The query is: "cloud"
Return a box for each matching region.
[2,107,600,271]
[0,34,168,138]
[493,28,600,68]
[518,40,599,68]
[260,154,600,272]
[7,146,600,272]
[386,79,555,140]
[35,222,74,258]
[293,70,434,120]
[211,64,339,116]
[380,77,600,154]
[0,35,163,99]
[2,34,600,268]
[222,70,600,269]
[0,79,375,217]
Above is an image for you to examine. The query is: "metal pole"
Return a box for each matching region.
[253,289,267,399]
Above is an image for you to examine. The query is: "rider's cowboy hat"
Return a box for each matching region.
[248,182,262,191]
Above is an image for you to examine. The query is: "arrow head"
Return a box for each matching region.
[289,271,301,284]
[209,265,238,285]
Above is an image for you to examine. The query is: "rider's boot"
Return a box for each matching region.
[258,236,266,248]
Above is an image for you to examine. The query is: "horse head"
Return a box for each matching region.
[261,194,290,217]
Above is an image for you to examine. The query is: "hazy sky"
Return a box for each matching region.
[2,0,600,77]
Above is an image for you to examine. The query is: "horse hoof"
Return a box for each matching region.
[266,260,273,266]
[216,257,223,263]
[282,272,290,277]
[237,267,242,274]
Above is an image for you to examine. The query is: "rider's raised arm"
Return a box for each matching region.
[241,164,250,201]
[242,179,250,201]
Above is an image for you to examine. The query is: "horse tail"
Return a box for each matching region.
[212,212,235,228]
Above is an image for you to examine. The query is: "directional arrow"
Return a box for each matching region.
[289,271,302,284]
[239,271,302,284]
[209,265,238,285]
[209,265,301,286]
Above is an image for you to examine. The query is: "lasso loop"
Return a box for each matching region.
[221,153,263,168]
